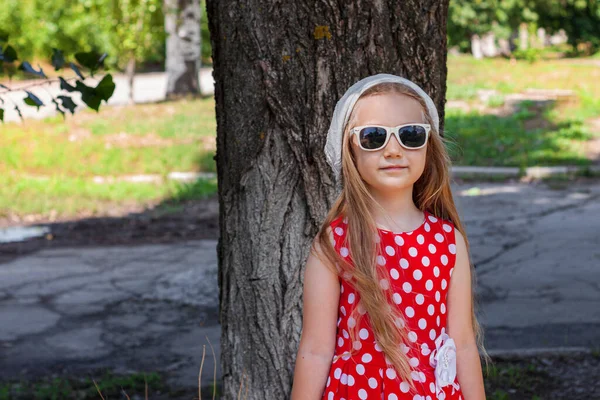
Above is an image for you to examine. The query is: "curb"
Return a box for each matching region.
[452,165,600,179]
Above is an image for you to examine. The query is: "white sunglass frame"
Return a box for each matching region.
[350,123,431,151]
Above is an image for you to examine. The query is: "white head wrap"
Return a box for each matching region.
[324,73,439,183]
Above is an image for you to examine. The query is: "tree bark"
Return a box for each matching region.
[164,0,201,99]
[205,1,450,398]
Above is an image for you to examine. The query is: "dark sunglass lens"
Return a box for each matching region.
[359,127,387,149]
[398,125,426,148]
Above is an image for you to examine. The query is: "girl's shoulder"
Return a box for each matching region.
[425,211,457,239]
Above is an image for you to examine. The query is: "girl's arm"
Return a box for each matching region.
[291,233,340,400]
[447,228,487,400]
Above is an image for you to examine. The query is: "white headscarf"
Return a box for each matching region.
[324,73,440,183]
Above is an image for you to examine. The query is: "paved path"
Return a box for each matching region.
[1,180,599,393]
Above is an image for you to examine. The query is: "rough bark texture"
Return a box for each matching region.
[205,1,449,398]
[164,0,201,98]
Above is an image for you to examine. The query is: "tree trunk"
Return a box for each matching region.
[126,56,136,105]
[205,1,450,398]
[164,0,201,99]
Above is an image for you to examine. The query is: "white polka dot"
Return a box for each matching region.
[343,217,348,224]
[419,372,426,382]
[340,284,344,293]
[435,291,441,302]
[421,343,431,356]
[411,371,420,381]
[393,293,402,304]
[386,368,397,379]
[395,317,406,329]
[402,282,412,293]
[434,266,440,277]
[401,343,410,353]
[334,368,342,379]
[348,317,356,328]
[328,391,333,400]
[425,280,434,291]
[400,258,409,269]
[413,395,423,400]
[408,247,418,257]
[358,389,368,399]
[368,377,378,388]
[430,382,436,393]
[449,244,456,254]
[405,306,415,318]
[380,367,385,377]
[429,329,436,340]
[408,331,418,342]
[358,303,367,315]
[374,341,382,352]
[418,318,427,329]
[348,293,355,304]
[409,357,419,367]
[395,235,404,246]
[353,340,362,350]
[327,376,331,387]
[400,381,410,393]
[343,329,349,339]
[413,269,423,280]
[443,223,452,233]
[437,315,441,326]
[450,268,454,277]
[348,374,355,386]
[390,268,399,280]
[356,363,365,375]
[441,279,448,290]
[359,329,369,340]
[424,222,431,232]
[385,246,395,256]
[341,373,348,385]
[428,244,437,254]
[377,255,386,266]
[340,306,346,316]
[441,255,448,266]
[338,337,344,347]
[361,353,372,363]
[342,352,350,360]
[340,247,349,257]
[335,227,344,236]
[435,233,444,242]
[428,215,438,223]
[422,256,430,266]
[389,394,399,400]
[428,304,435,315]
[415,294,425,305]
[417,234,425,244]
[380,279,390,290]
[441,303,446,314]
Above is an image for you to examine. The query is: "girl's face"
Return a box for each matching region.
[348,93,428,194]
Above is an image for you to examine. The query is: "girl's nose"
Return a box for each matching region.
[384,133,403,156]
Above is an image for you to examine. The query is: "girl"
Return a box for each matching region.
[291,74,490,400]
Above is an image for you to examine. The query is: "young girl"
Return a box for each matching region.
[291,74,490,400]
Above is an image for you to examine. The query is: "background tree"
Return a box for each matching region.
[205,0,450,398]
[164,0,202,99]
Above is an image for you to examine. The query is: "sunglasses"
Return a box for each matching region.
[350,123,431,151]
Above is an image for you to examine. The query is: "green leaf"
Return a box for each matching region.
[51,48,66,71]
[23,91,44,110]
[19,62,47,78]
[74,51,107,76]
[1,45,17,62]
[73,75,114,112]
[0,108,4,122]
[70,62,85,80]
[56,95,77,114]
[59,77,76,92]
[96,74,115,101]
[0,30,8,44]
[52,99,65,120]
[14,105,23,121]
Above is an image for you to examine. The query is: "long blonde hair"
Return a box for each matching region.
[315,82,491,393]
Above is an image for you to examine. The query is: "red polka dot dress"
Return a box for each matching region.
[321,210,463,400]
